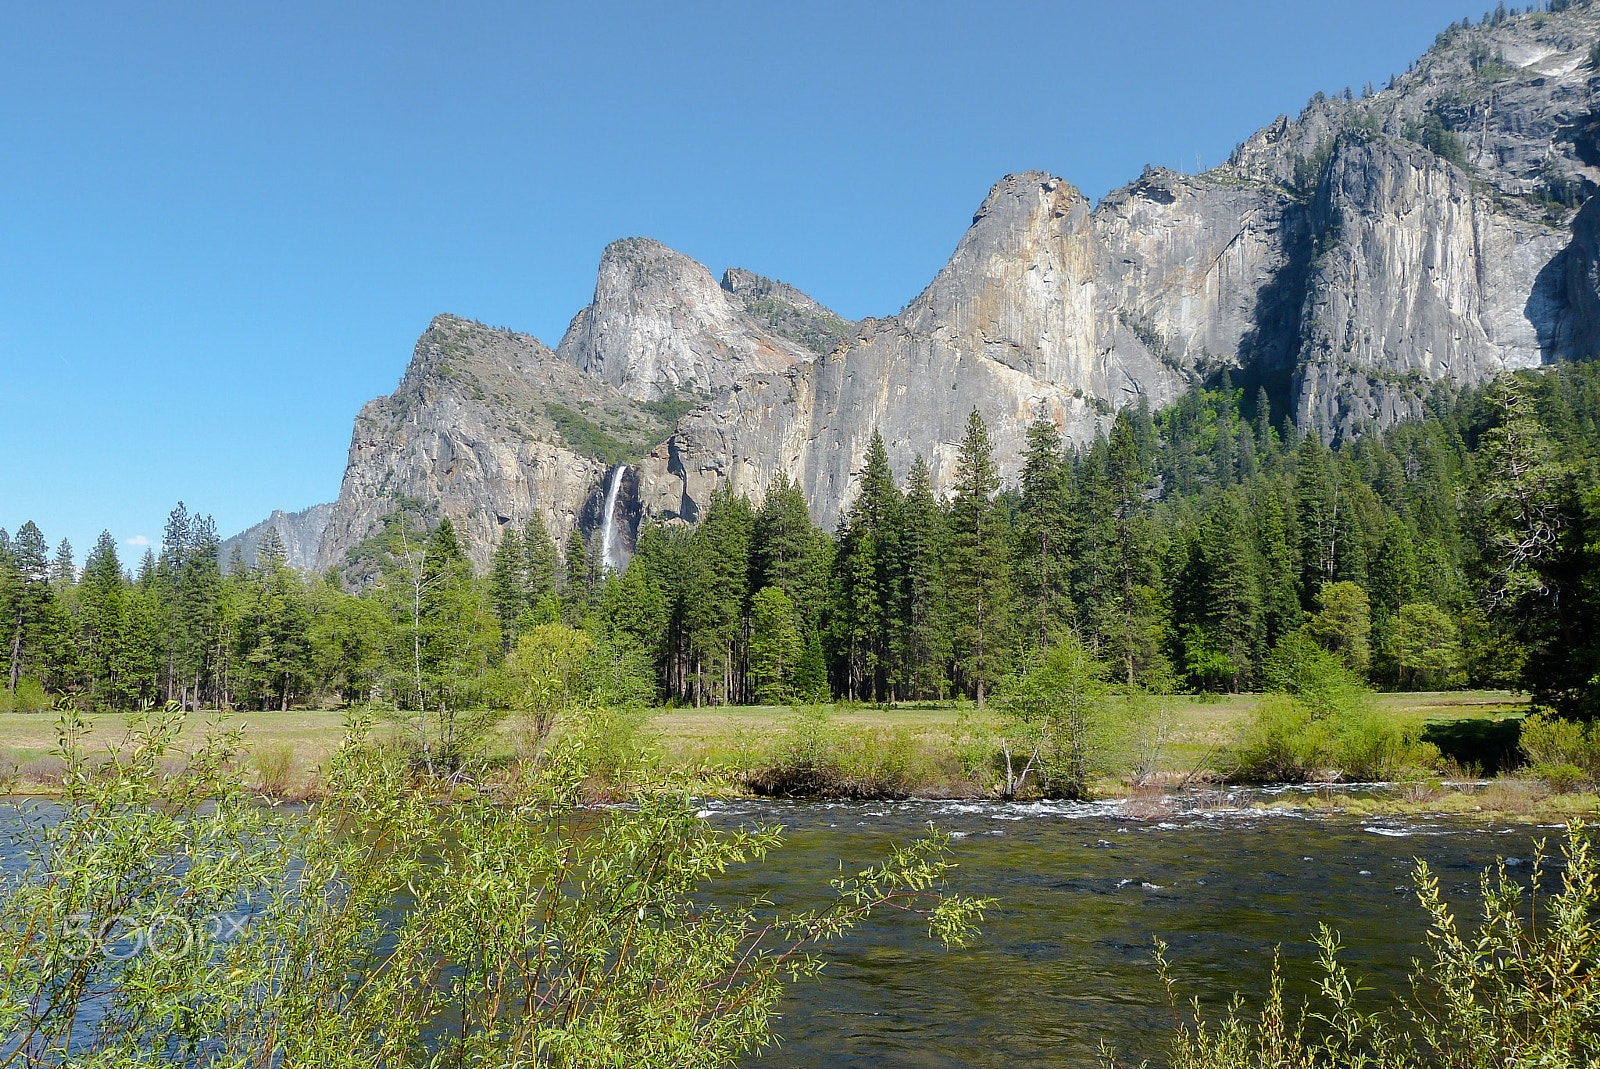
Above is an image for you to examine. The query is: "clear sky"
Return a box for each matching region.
[3,0,1478,563]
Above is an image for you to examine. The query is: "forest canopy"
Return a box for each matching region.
[4,364,1599,721]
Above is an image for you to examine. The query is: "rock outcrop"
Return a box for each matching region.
[720,267,855,355]
[221,503,333,573]
[313,315,676,576]
[283,5,1600,570]
[554,238,820,402]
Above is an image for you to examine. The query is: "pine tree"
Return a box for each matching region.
[1257,488,1303,645]
[78,531,127,705]
[946,410,1010,709]
[752,471,829,631]
[563,529,594,622]
[489,527,525,652]
[1255,386,1276,458]
[1013,418,1073,657]
[1106,414,1158,684]
[900,456,952,700]
[523,516,559,603]
[748,585,804,703]
[257,528,287,572]
[1295,435,1341,604]
[4,522,56,694]
[685,484,753,704]
[1476,375,1567,608]
[832,432,901,700]
[1195,492,1263,691]
[51,539,74,588]
[1370,517,1420,613]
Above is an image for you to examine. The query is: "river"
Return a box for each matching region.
[695,791,1554,1068]
[1,790,1555,1066]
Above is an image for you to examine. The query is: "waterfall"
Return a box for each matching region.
[600,465,625,572]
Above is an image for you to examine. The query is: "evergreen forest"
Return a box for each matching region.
[4,365,1599,722]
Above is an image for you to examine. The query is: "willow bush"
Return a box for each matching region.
[0,706,988,1068]
[1132,820,1599,1068]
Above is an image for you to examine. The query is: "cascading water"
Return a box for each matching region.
[599,464,625,572]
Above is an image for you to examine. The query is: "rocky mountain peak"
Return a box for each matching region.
[555,237,815,401]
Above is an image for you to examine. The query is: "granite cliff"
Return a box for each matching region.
[311,314,682,574]
[220,503,333,573]
[248,5,1600,573]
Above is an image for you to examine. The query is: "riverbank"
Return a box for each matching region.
[6,691,1588,820]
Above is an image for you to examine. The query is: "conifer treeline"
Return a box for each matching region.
[5,366,1599,716]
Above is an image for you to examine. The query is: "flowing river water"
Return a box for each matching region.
[698,791,1557,1068]
[2,790,1558,1066]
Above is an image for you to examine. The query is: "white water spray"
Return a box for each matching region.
[600,465,625,572]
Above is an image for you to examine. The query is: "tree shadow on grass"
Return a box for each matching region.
[1421,717,1523,777]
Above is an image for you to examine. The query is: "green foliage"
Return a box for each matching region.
[252,741,294,795]
[13,361,1600,733]
[0,708,989,1067]
[1150,822,1600,1068]
[1406,111,1469,168]
[1227,695,1438,782]
[997,631,1112,799]
[748,585,805,703]
[1236,638,1438,781]
[740,296,851,355]
[1521,710,1600,791]
[0,677,47,712]
[740,705,943,798]
[1304,580,1373,675]
[544,401,636,465]
[1291,135,1336,194]
[1385,601,1463,688]
[637,388,703,426]
[947,410,1011,708]
[502,621,591,761]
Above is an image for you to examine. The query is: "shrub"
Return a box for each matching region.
[996,633,1114,800]
[0,677,49,713]
[0,706,988,1065]
[1327,705,1441,781]
[741,709,946,798]
[1521,710,1600,791]
[742,705,845,796]
[1228,691,1439,783]
[252,743,295,796]
[1228,694,1329,782]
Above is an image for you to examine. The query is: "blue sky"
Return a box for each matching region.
[3,0,1478,563]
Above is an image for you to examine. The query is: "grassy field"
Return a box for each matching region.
[0,691,1530,794]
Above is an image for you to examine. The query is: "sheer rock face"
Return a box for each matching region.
[640,172,1181,531]
[555,237,817,401]
[1220,7,1600,435]
[636,168,1311,530]
[299,6,1600,563]
[220,504,333,573]
[313,315,673,576]
[1289,137,1564,436]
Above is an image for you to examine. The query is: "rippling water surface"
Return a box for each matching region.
[2,793,1552,1067]
[695,794,1552,1069]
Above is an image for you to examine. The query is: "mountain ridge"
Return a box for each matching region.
[227,3,1600,574]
